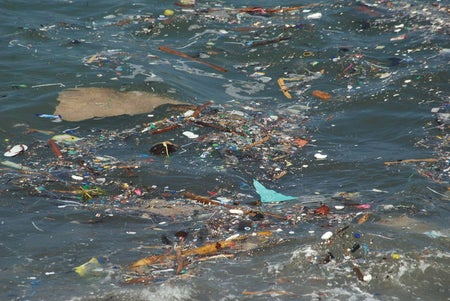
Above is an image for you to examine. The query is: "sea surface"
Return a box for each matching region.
[0,1,449,300]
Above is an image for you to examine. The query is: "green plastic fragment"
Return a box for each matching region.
[253,179,296,203]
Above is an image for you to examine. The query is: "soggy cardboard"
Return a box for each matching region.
[54,87,184,121]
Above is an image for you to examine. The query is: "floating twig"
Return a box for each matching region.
[192,101,213,118]
[130,231,273,269]
[183,191,222,206]
[384,158,439,165]
[247,36,291,47]
[150,124,181,135]
[242,290,296,296]
[159,46,228,73]
[243,135,271,151]
[48,139,63,159]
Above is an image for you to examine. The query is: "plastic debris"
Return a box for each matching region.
[182,131,199,139]
[1,160,33,171]
[35,113,62,122]
[164,9,174,17]
[314,153,327,160]
[321,231,333,240]
[74,257,104,277]
[306,12,322,20]
[4,144,28,157]
[253,179,296,203]
[51,134,82,144]
[357,212,371,224]
[312,90,332,100]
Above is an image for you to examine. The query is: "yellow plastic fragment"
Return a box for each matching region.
[74,257,101,276]
[277,78,292,99]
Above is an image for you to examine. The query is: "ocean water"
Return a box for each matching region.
[0,1,449,300]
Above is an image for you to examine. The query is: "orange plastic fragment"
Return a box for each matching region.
[357,212,371,225]
[293,138,308,148]
[312,90,332,100]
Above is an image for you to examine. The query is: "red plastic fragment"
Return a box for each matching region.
[315,204,330,215]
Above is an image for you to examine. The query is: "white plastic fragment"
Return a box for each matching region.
[321,231,333,240]
[306,12,322,20]
[225,233,240,241]
[4,144,28,157]
[314,153,328,160]
[71,175,84,181]
[229,209,244,215]
[363,274,373,282]
[334,205,345,210]
[431,107,440,113]
[183,110,195,118]
[182,131,199,139]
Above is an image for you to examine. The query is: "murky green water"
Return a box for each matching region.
[1,1,449,300]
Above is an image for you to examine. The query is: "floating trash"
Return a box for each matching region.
[150,141,179,156]
[321,231,333,240]
[51,134,82,144]
[314,153,327,160]
[55,87,184,121]
[253,179,296,203]
[4,144,28,157]
[182,131,199,139]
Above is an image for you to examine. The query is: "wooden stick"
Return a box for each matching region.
[48,139,63,158]
[242,290,296,296]
[237,4,319,14]
[243,135,271,151]
[183,191,222,206]
[384,158,439,165]
[248,36,291,47]
[150,124,181,135]
[158,46,228,73]
[192,101,213,118]
[130,231,273,269]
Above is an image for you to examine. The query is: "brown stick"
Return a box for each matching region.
[353,266,365,281]
[192,101,213,118]
[159,46,228,73]
[183,191,287,220]
[183,191,222,206]
[237,4,319,14]
[48,139,63,158]
[150,124,181,135]
[243,135,271,151]
[384,158,439,165]
[192,120,246,136]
